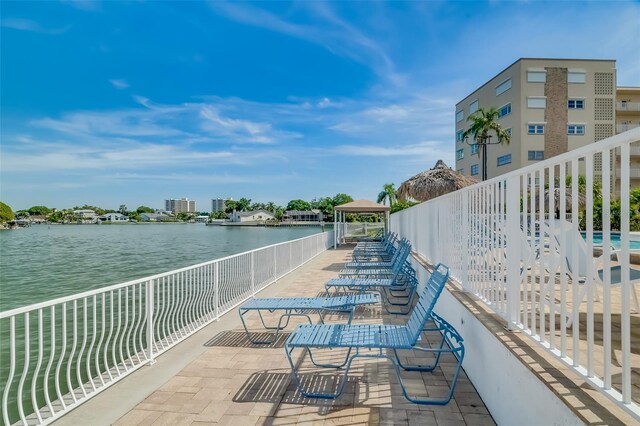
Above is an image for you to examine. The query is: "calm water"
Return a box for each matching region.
[0,224,321,311]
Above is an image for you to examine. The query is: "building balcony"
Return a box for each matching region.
[617,123,640,133]
[617,101,640,112]
[631,167,640,178]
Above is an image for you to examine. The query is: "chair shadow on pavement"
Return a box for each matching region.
[203,330,290,349]
[233,369,362,408]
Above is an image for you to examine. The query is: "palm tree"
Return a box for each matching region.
[462,107,511,181]
[377,183,397,207]
[236,198,251,212]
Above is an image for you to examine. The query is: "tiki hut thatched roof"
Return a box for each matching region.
[397,160,478,202]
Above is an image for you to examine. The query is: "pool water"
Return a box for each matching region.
[582,232,640,250]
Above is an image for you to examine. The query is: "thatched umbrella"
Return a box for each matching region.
[397,160,478,202]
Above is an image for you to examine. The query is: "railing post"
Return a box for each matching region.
[145,279,156,365]
[461,191,470,288]
[333,210,338,250]
[505,175,521,331]
[214,262,219,321]
[273,246,278,281]
[251,252,256,296]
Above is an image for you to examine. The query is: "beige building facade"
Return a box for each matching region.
[615,87,640,192]
[455,58,617,181]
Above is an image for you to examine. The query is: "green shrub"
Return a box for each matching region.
[0,202,15,223]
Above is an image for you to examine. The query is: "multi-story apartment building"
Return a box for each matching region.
[455,58,617,181]
[211,198,226,213]
[165,198,196,214]
[615,87,640,193]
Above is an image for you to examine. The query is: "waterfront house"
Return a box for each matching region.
[229,209,275,223]
[73,209,97,223]
[29,215,47,224]
[139,212,171,222]
[97,213,128,223]
[194,215,210,223]
[283,209,323,222]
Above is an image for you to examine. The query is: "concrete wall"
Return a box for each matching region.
[409,257,584,426]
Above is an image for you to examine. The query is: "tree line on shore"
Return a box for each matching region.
[0,193,391,224]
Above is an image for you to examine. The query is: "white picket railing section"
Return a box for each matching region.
[0,231,333,425]
[391,128,640,420]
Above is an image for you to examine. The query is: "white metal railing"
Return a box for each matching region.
[0,231,333,425]
[391,128,640,419]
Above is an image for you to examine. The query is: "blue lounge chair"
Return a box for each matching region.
[326,263,418,314]
[354,231,396,249]
[355,231,395,248]
[239,294,379,344]
[345,239,410,269]
[339,244,411,279]
[285,264,465,405]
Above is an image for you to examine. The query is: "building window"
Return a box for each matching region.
[456,110,464,123]
[471,144,479,155]
[528,150,544,161]
[568,99,584,109]
[469,100,479,114]
[527,97,546,108]
[497,154,512,166]
[527,71,546,82]
[456,130,464,142]
[568,124,585,135]
[471,164,479,176]
[498,103,512,118]
[496,79,512,96]
[528,124,544,134]
[456,149,464,160]
[568,72,586,83]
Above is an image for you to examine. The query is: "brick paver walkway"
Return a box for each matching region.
[110,247,493,426]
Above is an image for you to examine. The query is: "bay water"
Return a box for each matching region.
[0,224,321,312]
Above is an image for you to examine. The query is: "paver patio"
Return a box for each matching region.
[59,246,492,426]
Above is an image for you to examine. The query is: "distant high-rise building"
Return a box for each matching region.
[165,198,196,214]
[211,198,226,212]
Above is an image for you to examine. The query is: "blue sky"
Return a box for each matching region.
[2,1,639,211]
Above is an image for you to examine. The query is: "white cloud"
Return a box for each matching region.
[199,106,274,143]
[335,140,448,158]
[317,97,332,109]
[109,79,130,90]
[0,18,70,34]
[208,2,398,84]
[1,141,235,172]
[61,0,102,12]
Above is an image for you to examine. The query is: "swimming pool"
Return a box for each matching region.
[582,232,640,250]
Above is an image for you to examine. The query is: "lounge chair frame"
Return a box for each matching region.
[285,264,465,405]
[239,294,379,344]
